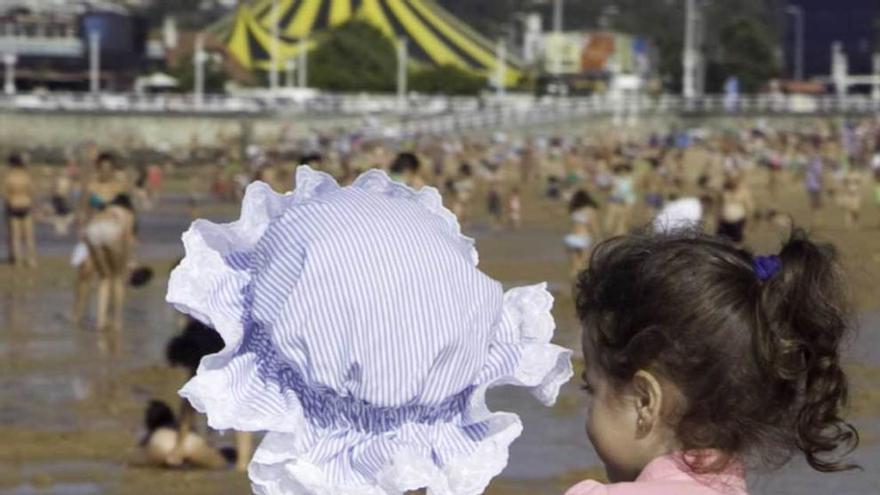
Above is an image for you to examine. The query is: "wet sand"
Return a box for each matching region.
[1,167,879,494]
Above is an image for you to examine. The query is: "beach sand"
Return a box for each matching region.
[2,162,879,494]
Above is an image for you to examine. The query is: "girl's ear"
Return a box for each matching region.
[631,370,664,439]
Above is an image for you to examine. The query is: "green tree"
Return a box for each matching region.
[442,0,521,39]
[140,0,219,30]
[308,21,397,92]
[875,15,880,52]
[707,16,780,92]
[444,0,785,92]
[410,64,488,95]
[169,52,228,93]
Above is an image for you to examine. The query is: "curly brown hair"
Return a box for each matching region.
[574,228,858,473]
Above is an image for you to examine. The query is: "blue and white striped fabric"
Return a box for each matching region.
[167,166,572,495]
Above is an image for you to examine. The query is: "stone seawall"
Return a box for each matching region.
[0,110,366,155]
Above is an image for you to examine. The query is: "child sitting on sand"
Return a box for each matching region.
[166,166,572,494]
[133,399,235,470]
[164,316,253,472]
[567,228,858,494]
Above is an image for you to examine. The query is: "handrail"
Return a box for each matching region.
[0,92,878,125]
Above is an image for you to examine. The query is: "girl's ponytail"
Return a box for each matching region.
[757,229,859,472]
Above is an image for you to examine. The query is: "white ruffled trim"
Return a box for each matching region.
[467,282,573,424]
[166,166,573,494]
[502,283,574,406]
[167,181,279,342]
[248,416,524,495]
[167,168,340,432]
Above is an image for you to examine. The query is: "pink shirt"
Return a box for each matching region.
[565,455,748,495]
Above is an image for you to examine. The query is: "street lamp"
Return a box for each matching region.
[683,0,697,98]
[551,0,564,76]
[786,5,804,81]
[89,31,101,94]
[552,0,563,33]
[193,33,206,108]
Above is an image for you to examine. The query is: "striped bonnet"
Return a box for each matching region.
[167,166,572,495]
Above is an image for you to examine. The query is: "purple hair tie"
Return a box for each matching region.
[753,255,782,282]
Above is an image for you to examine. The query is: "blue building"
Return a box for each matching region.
[783,0,879,81]
[0,2,160,92]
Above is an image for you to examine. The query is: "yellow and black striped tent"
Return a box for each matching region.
[224,0,523,86]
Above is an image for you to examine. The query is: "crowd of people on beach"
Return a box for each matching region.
[8,117,879,276]
[2,116,880,490]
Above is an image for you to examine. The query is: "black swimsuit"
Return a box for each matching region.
[51,195,71,215]
[5,204,30,219]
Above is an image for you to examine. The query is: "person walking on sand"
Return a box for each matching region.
[72,152,128,325]
[2,153,37,267]
[49,166,75,236]
[507,186,522,230]
[716,174,753,245]
[83,193,136,332]
[804,143,825,227]
[565,190,600,278]
[605,163,637,236]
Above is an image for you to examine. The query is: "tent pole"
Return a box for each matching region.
[286,58,295,88]
[194,32,205,108]
[297,37,308,88]
[269,0,280,91]
[397,38,408,112]
[496,39,506,98]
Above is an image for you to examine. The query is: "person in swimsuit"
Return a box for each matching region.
[131,399,234,470]
[2,153,37,267]
[145,163,163,203]
[49,167,74,236]
[804,143,824,228]
[83,193,136,332]
[133,165,150,210]
[389,152,425,189]
[486,183,503,229]
[565,189,600,277]
[73,152,127,324]
[838,168,865,229]
[451,163,474,223]
[716,174,753,245]
[162,317,253,471]
[507,186,522,230]
[641,155,666,217]
[604,163,636,236]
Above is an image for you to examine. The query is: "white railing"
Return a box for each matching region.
[0,92,483,116]
[394,94,880,137]
[1,92,878,123]
[0,92,267,114]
